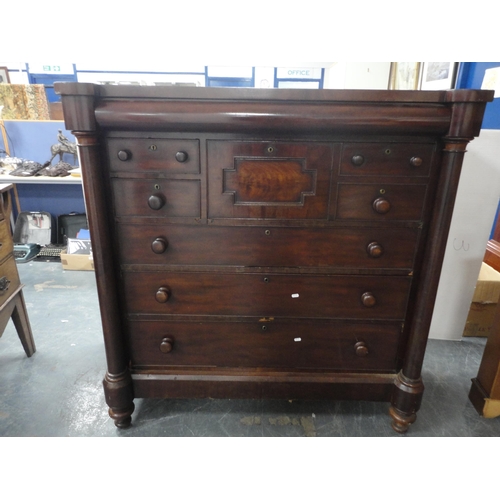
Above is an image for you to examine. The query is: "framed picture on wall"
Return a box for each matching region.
[0,67,10,84]
[420,62,457,90]
[388,63,421,90]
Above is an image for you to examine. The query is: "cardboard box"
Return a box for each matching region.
[61,249,94,271]
[463,263,500,337]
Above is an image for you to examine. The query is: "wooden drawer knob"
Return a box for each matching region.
[354,341,369,357]
[367,242,384,258]
[410,156,423,167]
[148,194,165,210]
[372,197,391,214]
[361,292,376,307]
[351,154,365,166]
[151,237,168,254]
[175,151,188,163]
[155,286,171,303]
[117,150,132,161]
[160,337,174,353]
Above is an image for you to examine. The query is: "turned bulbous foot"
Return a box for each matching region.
[389,405,417,434]
[109,404,135,429]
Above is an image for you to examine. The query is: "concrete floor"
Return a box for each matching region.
[1,260,499,437]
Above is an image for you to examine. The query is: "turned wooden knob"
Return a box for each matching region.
[351,154,365,166]
[410,156,423,167]
[175,151,188,162]
[160,337,174,353]
[372,197,391,214]
[148,194,165,210]
[155,286,171,303]
[367,242,384,258]
[117,150,132,161]
[151,237,168,254]
[354,341,369,357]
[361,292,376,307]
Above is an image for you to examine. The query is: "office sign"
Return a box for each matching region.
[276,67,323,79]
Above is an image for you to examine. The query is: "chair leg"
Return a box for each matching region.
[11,291,36,357]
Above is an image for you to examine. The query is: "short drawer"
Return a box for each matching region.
[111,179,201,218]
[122,272,412,320]
[336,183,427,221]
[116,223,419,269]
[0,256,21,306]
[340,142,436,177]
[0,219,14,263]
[125,319,402,371]
[107,138,200,174]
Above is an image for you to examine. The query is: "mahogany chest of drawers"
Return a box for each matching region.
[56,83,493,432]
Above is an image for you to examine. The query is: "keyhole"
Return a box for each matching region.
[154,184,161,190]
[267,146,274,153]
[149,145,158,151]
[385,149,391,155]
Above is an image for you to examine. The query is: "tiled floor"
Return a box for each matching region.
[1,261,499,437]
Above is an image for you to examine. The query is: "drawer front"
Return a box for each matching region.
[116,223,419,269]
[340,142,435,177]
[111,179,201,218]
[126,319,401,371]
[0,218,14,263]
[207,141,333,220]
[107,138,200,174]
[122,272,412,319]
[0,256,20,306]
[336,183,427,221]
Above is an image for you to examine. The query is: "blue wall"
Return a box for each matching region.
[1,121,85,221]
[456,62,500,239]
[456,62,500,130]
[2,121,78,165]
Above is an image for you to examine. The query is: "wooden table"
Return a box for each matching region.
[469,208,500,417]
[0,183,35,357]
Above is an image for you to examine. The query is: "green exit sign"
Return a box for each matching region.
[43,65,61,72]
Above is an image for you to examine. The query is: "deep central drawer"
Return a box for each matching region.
[122,272,412,319]
[125,319,402,371]
[116,224,419,269]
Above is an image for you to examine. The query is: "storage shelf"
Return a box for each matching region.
[0,174,82,185]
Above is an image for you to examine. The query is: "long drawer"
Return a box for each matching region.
[116,224,419,269]
[122,272,412,319]
[125,319,402,371]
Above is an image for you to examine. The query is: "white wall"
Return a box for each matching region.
[429,129,500,340]
[324,62,391,89]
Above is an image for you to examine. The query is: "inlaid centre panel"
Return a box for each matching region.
[207,141,333,219]
[224,158,315,204]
